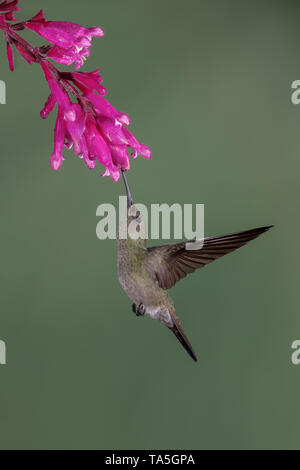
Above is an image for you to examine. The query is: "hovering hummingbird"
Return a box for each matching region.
[118,170,272,362]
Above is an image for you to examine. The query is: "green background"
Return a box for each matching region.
[0,0,299,450]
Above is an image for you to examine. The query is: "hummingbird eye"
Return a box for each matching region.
[132,303,145,316]
[138,304,145,315]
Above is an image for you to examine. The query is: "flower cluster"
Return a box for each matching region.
[0,1,151,181]
[25,9,104,70]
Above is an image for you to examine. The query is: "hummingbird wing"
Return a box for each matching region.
[147,225,272,290]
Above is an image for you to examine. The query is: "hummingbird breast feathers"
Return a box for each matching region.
[147,306,173,328]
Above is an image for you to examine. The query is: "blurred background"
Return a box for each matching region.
[0,0,299,450]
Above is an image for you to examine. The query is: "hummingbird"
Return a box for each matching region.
[117,170,272,362]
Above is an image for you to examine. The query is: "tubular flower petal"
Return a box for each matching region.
[64,103,86,154]
[0,0,20,13]
[40,93,56,119]
[71,69,106,96]
[50,109,65,171]
[98,117,152,161]
[25,9,103,53]
[122,127,152,159]
[46,44,90,69]
[86,92,130,126]
[97,117,128,146]
[0,15,7,28]
[85,116,120,181]
[108,144,130,171]
[3,11,18,21]
[41,61,71,110]
[6,38,14,70]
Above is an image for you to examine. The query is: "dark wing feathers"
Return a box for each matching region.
[147,225,272,290]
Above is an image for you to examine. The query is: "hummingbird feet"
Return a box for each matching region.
[132,303,146,317]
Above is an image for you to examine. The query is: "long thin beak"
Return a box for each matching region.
[121,169,133,207]
[171,321,198,362]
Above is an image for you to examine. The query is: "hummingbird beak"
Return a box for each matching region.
[121,169,133,207]
[171,320,198,362]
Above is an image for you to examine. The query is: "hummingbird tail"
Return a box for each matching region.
[170,312,198,362]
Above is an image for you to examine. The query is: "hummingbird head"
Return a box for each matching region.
[132,303,198,362]
[119,169,146,247]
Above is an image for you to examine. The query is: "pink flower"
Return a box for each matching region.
[70,69,106,96]
[5,35,14,70]
[41,61,72,111]
[64,103,86,155]
[123,127,152,159]
[85,115,120,181]
[0,0,20,14]
[1,5,151,182]
[0,0,19,22]
[46,44,90,70]
[25,10,103,70]
[50,108,65,171]
[40,93,56,119]
[40,62,121,180]
[3,10,17,21]
[86,91,130,126]
[40,62,150,178]
[98,118,152,160]
[108,145,130,171]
